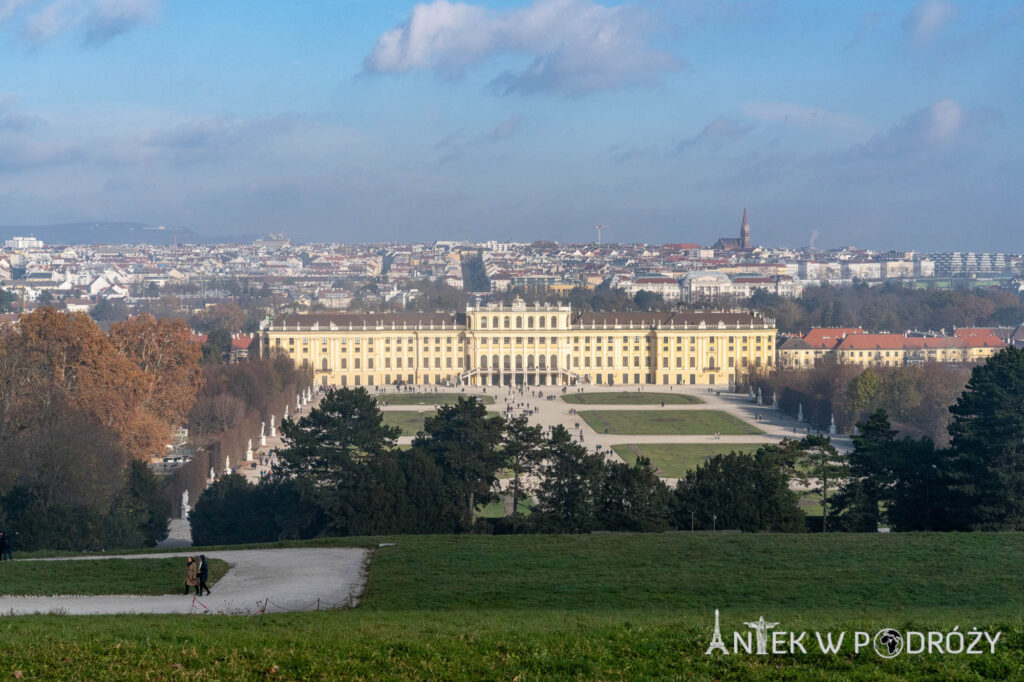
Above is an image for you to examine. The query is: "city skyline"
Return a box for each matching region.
[0,0,1022,251]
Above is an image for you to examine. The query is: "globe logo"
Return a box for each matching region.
[873,629,904,658]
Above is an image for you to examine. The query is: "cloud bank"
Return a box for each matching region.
[363,0,680,95]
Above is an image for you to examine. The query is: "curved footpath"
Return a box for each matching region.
[0,548,368,616]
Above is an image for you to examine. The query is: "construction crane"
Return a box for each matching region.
[594,224,609,246]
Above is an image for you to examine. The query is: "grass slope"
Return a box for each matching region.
[562,391,702,405]
[379,393,495,406]
[0,558,228,596]
[0,534,1022,679]
[578,409,763,435]
[613,443,756,477]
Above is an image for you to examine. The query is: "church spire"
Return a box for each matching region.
[740,208,750,249]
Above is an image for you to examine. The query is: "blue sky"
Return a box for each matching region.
[0,0,1022,250]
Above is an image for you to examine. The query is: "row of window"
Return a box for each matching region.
[474,315,562,330]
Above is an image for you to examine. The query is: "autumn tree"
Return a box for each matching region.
[110,315,204,455]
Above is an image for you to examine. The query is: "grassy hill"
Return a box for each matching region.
[1,533,1021,679]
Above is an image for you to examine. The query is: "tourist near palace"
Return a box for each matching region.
[260,299,776,389]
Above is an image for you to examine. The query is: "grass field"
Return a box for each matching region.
[613,443,757,477]
[382,410,434,435]
[0,534,1021,679]
[0,558,228,596]
[378,393,495,406]
[562,391,703,405]
[577,409,764,436]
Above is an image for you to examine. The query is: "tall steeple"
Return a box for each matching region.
[740,208,750,249]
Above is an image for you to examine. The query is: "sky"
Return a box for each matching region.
[0,0,1022,251]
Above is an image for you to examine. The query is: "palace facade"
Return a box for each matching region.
[260,299,777,389]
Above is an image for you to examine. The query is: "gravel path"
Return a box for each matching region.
[0,548,369,616]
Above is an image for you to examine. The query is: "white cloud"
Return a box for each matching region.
[13,0,157,45]
[0,0,31,22]
[363,0,680,95]
[845,99,965,160]
[741,101,872,138]
[905,0,958,47]
[675,116,752,154]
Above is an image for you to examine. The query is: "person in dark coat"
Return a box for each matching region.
[197,554,211,596]
[184,557,199,595]
[0,532,10,561]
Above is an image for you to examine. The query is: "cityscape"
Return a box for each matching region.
[0,0,1022,678]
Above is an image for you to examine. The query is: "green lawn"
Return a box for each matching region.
[383,410,434,435]
[577,409,763,435]
[562,391,703,405]
[0,534,1021,679]
[378,393,495,406]
[0,558,229,596]
[613,443,757,477]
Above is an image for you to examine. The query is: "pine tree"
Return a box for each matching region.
[948,347,1024,529]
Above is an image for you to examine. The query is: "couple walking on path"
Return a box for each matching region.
[184,555,211,596]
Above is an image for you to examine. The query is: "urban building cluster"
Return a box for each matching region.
[0,213,1021,315]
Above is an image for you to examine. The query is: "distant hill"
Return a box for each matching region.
[0,222,209,246]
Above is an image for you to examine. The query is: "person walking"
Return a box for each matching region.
[197,554,212,596]
[0,532,10,561]
[184,556,199,595]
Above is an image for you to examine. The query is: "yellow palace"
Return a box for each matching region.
[261,299,776,388]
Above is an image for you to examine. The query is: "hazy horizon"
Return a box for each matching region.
[1,0,1021,252]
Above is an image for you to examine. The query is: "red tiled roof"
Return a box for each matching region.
[802,328,864,349]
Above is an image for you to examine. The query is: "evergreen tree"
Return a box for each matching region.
[595,456,672,531]
[502,415,545,518]
[948,347,1024,529]
[274,387,400,530]
[885,438,959,531]
[532,426,604,533]
[414,397,505,530]
[832,409,896,531]
[672,444,805,532]
[797,435,847,532]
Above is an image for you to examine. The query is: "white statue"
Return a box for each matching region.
[270,415,276,438]
[772,392,778,410]
[180,490,189,519]
[224,455,231,474]
[756,387,763,406]
[246,438,253,461]
[260,421,265,437]
[829,414,836,436]
[209,466,215,482]
[797,403,804,422]
[296,393,301,411]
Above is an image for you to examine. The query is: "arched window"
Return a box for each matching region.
[539,316,546,328]
[516,355,523,370]
[708,357,716,369]
[550,315,557,328]
[493,316,499,328]
[493,354,500,370]
[515,316,523,329]
[527,354,535,369]
[538,355,547,369]
[503,355,511,370]
[480,317,487,329]
[528,316,534,328]
[551,354,558,370]
[321,358,328,371]
[503,316,510,329]
[480,355,488,369]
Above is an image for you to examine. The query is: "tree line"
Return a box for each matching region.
[750,283,1024,335]
[0,309,204,550]
[192,347,1024,541]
